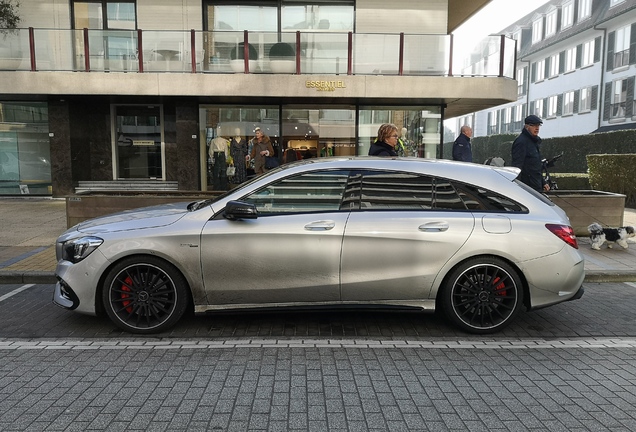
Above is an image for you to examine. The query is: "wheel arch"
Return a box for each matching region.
[94,253,195,317]
[435,254,531,311]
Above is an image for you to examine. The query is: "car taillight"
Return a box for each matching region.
[545,224,578,249]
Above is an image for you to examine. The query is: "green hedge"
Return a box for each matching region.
[587,154,636,205]
[443,130,636,173]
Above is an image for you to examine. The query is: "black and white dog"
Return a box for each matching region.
[587,222,636,250]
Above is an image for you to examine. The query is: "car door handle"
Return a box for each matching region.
[304,220,336,231]
[418,222,449,232]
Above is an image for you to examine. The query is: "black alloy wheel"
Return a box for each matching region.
[102,256,189,334]
[442,257,523,334]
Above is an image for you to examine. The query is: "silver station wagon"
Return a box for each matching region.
[54,157,584,334]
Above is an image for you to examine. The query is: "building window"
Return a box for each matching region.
[536,59,546,81]
[547,95,558,117]
[549,54,559,78]
[514,104,523,124]
[580,87,592,112]
[565,47,576,72]
[517,67,525,96]
[611,79,628,119]
[0,102,51,195]
[488,111,497,135]
[534,99,544,118]
[545,10,557,37]
[512,30,521,52]
[578,0,592,21]
[614,25,631,69]
[582,39,595,67]
[562,2,574,29]
[563,91,575,115]
[532,18,543,44]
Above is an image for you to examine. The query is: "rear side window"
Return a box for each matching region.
[344,170,527,213]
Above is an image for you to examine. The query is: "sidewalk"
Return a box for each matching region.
[0,197,635,284]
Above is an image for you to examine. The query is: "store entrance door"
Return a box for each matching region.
[113,105,164,179]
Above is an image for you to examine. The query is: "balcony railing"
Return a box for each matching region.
[0,28,516,78]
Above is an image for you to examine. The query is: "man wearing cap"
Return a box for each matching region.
[511,115,550,192]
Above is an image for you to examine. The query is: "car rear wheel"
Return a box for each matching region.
[441,257,523,334]
[102,256,189,334]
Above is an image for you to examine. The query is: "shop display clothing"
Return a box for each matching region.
[229,137,248,184]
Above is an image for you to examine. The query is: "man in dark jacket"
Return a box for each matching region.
[452,125,473,162]
[511,115,549,192]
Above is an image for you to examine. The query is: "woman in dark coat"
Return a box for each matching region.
[368,123,399,157]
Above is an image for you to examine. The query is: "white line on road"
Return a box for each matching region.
[0,284,35,303]
[625,282,636,289]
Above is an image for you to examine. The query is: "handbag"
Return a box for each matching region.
[226,166,236,176]
[265,156,279,169]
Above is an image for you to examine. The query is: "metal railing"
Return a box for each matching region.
[0,28,516,78]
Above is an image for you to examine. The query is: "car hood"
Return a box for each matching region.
[73,202,191,234]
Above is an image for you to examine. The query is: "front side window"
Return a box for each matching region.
[243,170,350,214]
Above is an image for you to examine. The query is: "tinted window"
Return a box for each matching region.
[357,171,434,210]
[454,182,528,212]
[242,170,349,214]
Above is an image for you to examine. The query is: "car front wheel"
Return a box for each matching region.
[102,256,189,334]
[441,257,523,334]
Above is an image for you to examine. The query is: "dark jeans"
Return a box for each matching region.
[212,152,228,191]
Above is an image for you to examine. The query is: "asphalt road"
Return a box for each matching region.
[1,282,636,431]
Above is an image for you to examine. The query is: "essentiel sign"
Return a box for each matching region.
[305,80,346,92]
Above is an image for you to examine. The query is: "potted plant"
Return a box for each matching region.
[268,42,296,74]
[229,42,257,73]
[0,0,22,70]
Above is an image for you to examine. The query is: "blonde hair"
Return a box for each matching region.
[376,123,399,143]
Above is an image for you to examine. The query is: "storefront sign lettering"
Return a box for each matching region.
[305,80,346,92]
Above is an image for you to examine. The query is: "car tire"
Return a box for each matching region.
[441,257,523,334]
[102,256,189,334]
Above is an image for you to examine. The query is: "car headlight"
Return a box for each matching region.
[62,237,103,263]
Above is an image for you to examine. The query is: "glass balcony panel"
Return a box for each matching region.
[30,29,77,71]
[0,28,30,71]
[203,31,272,73]
[142,30,191,72]
[353,34,400,75]
[502,37,516,78]
[403,34,449,76]
[301,33,349,74]
[454,35,506,77]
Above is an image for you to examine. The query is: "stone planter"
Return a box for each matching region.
[548,190,626,236]
[65,192,220,228]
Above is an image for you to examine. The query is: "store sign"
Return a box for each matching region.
[305,80,346,92]
[133,140,155,146]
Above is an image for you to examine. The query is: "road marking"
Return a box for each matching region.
[625,282,636,289]
[1,337,636,350]
[0,284,35,303]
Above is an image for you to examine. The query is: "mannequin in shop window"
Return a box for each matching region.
[209,133,229,190]
[229,127,248,185]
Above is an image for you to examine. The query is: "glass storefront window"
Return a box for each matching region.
[113,105,163,179]
[282,4,354,32]
[358,106,441,158]
[209,4,278,32]
[0,102,51,195]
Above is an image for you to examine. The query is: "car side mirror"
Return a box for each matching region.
[224,200,258,220]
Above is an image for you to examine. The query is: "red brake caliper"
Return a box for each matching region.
[492,276,507,296]
[121,276,133,313]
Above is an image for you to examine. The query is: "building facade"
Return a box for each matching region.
[452,0,636,141]
[0,0,516,197]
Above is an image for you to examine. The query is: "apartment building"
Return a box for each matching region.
[0,0,517,197]
[451,0,636,141]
